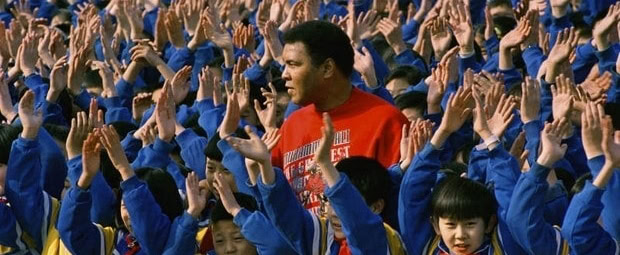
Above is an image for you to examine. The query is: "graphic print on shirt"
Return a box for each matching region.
[282,129,351,215]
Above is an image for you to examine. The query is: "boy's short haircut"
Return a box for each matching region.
[386,66,425,89]
[205,128,250,161]
[283,21,354,77]
[430,176,496,224]
[133,167,184,221]
[211,192,258,224]
[0,124,22,164]
[334,156,391,207]
[394,91,428,113]
[440,161,468,177]
[570,173,593,199]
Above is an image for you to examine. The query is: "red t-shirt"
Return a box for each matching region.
[271,88,408,213]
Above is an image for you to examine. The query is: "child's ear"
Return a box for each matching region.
[369,199,385,214]
[430,217,441,235]
[485,215,497,234]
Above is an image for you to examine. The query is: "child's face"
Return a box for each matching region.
[326,204,345,240]
[212,220,257,255]
[205,159,236,199]
[120,200,133,233]
[433,217,490,255]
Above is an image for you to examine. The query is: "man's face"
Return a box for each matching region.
[205,158,236,199]
[433,217,490,255]
[212,220,258,255]
[281,42,321,106]
[386,78,409,98]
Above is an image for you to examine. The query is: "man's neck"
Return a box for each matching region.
[313,80,353,112]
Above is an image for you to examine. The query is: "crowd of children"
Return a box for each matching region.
[0,0,619,254]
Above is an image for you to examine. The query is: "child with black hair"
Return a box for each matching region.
[58,125,205,255]
[561,111,620,253]
[398,86,524,254]
[208,187,260,255]
[226,113,407,254]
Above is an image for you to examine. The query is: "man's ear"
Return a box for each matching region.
[321,58,336,79]
[369,199,385,214]
[430,217,441,235]
[485,215,497,234]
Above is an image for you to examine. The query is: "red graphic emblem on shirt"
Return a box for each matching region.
[306,172,324,196]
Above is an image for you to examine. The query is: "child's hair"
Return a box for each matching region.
[554,167,576,194]
[394,91,428,113]
[43,124,70,142]
[334,156,391,208]
[210,192,258,224]
[570,173,593,199]
[385,64,426,88]
[440,161,468,177]
[492,16,517,38]
[0,124,22,165]
[133,167,184,221]
[430,176,496,224]
[487,0,513,9]
[205,128,250,161]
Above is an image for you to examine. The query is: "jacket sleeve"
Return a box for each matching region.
[601,170,620,240]
[66,156,117,226]
[233,209,297,255]
[398,143,440,255]
[522,46,545,78]
[121,175,174,255]
[561,181,618,254]
[162,212,199,255]
[467,148,489,183]
[5,136,56,250]
[0,202,18,248]
[57,187,110,255]
[131,138,186,190]
[121,131,143,163]
[523,120,543,166]
[258,168,318,255]
[176,129,208,180]
[506,163,564,255]
[326,174,389,254]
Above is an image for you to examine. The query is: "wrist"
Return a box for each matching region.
[459,45,474,56]
[230,206,241,217]
[158,133,173,143]
[21,127,39,140]
[551,5,569,18]
[536,153,556,168]
[392,42,407,55]
[187,207,202,219]
[21,67,35,77]
[77,174,94,189]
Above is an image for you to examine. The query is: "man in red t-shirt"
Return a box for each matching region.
[271,21,407,214]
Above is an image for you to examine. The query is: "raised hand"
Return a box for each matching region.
[255,0,271,33]
[186,172,208,218]
[427,62,448,114]
[579,71,612,100]
[155,83,176,142]
[358,10,380,41]
[132,92,153,123]
[509,131,529,171]
[181,0,205,36]
[197,66,214,101]
[546,27,578,82]
[213,171,241,216]
[312,113,341,187]
[46,56,68,103]
[487,93,516,138]
[171,65,191,104]
[593,2,620,51]
[437,86,472,134]
[78,131,103,189]
[447,0,473,55]
[601,114,620,168]
[0,71,16,122]
[429,17,451,59]
[377,18,407,55]
[138,123,157,148]
[499,15,532,49]
[400,120,433,171]
[471,86,495,143]
[520,76,541,124]
[19,32,39,76]
[154,7,169,52]
[219,82,241,139]
[226,125,271,164]
[91,61,116,98]
[67,112,90,159]
[254,83,278,132]
[263,20,283,64]
[232,73,251,114]
[232,24,256,53]
[581,102,605,159]
[536,118,569,168]
[262,128,281,151]
[100,125,134,180]
[18,90,42,140]
[551,74,575,120]
[353,47,377,88]
[165,9,186,48]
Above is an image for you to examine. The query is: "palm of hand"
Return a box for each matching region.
[552,94,572,119]
[501,30,524,49]
[541,132,563,160]
[237,137,270,162]
[427,80,443,105]
[548,44,570,63]
[488,111,507,137]
[452,22,473,46]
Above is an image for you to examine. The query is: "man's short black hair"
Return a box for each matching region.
[211,192,258,224]
[334,156,391,208]
[283,21,354,77]
[385,65,425,87]
[430,176,496,224]
[394,91,427,112]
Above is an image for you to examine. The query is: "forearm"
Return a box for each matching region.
[498,45,514,70]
